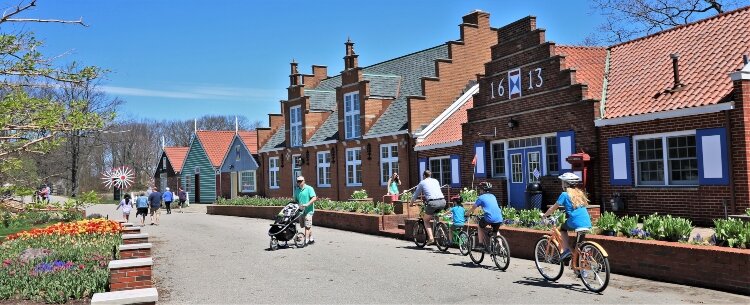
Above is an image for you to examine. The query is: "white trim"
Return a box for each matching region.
[362,130,408,139]
[290,105,303,147]
[259,147,286,153]
[303,140,337,147]
[344,92,361,140]
[122,233,148,239]
[379,143,399,185]
[345,147,362,186]
[118,243,152,251]
[108,257,152,270]
[730,63,750,81]
[632,130,695,141]
[91,288,158,305]
[414,84,479,142]
[239,170,256,193]
[489,140,507,178]
[632,130,699,187]
[414,140,462,151]
[269,157,280,189]
[595,102,735,127]
[316,151,332,187]
[427,156,452,186]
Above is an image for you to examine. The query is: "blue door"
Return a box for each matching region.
[507,147,543,209]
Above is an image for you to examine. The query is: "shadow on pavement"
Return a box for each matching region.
[447,261,504,272]
[513,276,597,294]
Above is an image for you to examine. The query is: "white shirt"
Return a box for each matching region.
[412,177,444,201]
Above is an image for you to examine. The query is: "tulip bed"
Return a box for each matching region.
[0,219,122,304]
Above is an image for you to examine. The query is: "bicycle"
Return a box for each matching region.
[434,212,470,255]
[412,202,451,250]
[533,217,611,293]
[467,215,510,271]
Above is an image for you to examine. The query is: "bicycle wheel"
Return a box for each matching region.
[468,231,484,264]
[413,220,427,248]
[534,237,564,281]
[269,237,279,251]
[578,243,610,293]
[491,235,511,271]
[294,232,306,248]
[457,231,470,256]
[435,223,450,252]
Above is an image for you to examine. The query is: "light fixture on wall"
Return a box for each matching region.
[507,118,518,130]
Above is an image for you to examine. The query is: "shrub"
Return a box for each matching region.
[216,196,292,206]
[642,213,664,240]
[596,212,619,234]
[502,207,518,225]
[459,188,478,203]
[714,218,750,248]
[351,190,369,200]
[518,208,542,227]
[399,191,412,202]
[662,215,692,242]
[618,215,639,237]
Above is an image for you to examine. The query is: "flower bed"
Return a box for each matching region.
[0,219,122,304]
[216,196,394,215]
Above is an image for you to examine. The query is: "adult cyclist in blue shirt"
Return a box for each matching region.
[542,172,592,260]
[466,181,503,250]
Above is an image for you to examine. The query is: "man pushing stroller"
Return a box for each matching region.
[295,176,317,245]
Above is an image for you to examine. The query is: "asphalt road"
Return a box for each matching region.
[87,204,750,304]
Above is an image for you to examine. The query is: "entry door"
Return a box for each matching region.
[194,174,200,203]
[230,172,238,199]
[507,147,543,209]
[292,155,302,196]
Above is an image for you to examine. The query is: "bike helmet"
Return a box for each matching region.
[479,181,493,191]
[558,172,582,185]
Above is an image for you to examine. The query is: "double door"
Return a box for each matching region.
[507,147,543,209]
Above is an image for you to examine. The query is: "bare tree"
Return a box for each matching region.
[585,0,744,44]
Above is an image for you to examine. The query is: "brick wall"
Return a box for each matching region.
[120,248,151,259]
[123,237,148,245]
[109,265,152,292]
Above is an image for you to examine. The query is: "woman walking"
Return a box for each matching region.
[116,194,134,223]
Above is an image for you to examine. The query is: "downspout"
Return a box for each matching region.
[726,110,736,215]
[600,49,611,119]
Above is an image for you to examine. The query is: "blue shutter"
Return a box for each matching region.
[608,137,632,185]
[557,131,576,173]
[697,128,729,185]
[474,142,487,178]
[418,158,427,180]
[450,155,461,187]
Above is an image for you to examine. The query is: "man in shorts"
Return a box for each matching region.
[148,187,163,225]
[135,193,149,227]
[294,176,317,245]
[410,170,446,245]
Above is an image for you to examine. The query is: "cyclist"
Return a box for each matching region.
[410,170,446,245]
[466,182,503,250]
[541,172,592,261]
[447,198,466,241]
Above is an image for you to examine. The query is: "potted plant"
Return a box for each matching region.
[618,214,639,237]
[349,189,373,204]
[459,188,478,209]
[596,212,619,236]
[663,215,693,242]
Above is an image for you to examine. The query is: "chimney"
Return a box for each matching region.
[344,37,358,70]
[289,59,300,86]
[670,53,683,89]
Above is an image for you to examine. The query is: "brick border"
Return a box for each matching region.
[118,243,152,259]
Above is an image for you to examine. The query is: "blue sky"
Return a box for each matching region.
[23,0,605,125]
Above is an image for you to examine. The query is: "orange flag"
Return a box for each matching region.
[471,154,477,166]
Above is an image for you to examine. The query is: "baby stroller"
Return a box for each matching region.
[268,202,306,250]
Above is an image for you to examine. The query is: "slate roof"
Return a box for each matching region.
[259,125,286,152]
[195,131,235,167]
[306,90,337,111]
[555,46,607,100]
[603,6,750,119]
[306,110,339,145]
[163,147,189,173]
[363,74,401,98]
[415,96,474,148]
[237,131,258,154]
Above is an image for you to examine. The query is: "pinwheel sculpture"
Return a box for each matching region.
[101,166,135,189]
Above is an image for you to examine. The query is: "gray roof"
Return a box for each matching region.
[306,110,339,145]
[363,74,401,98]
[306,90,337,111]
[259,125,286,152]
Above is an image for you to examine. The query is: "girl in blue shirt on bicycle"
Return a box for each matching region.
[542,172,592,260]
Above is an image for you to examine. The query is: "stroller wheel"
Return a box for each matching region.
[294,232,306,248]
[269,238,279,251]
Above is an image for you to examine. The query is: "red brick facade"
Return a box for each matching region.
[120,248,151,259]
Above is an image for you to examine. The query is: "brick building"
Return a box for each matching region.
[257,11,497,201]
[153,146,188,193]
[596,8,750,224]
[461,16,606,209]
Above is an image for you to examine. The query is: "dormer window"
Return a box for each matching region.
[344,92,361,139]
[290,105,302,147]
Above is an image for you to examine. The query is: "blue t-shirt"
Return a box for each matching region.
[475,193,503,224]
[148,192,162,208]
[450,205,465,226]
[136,196,149,208]
[557,192,592,229]
[162,191,174,202]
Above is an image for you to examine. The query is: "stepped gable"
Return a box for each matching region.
[603,6,750,119]
[163,147,188,173]
[195,131,235,167]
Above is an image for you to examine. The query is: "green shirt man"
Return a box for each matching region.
[295,179,316,215]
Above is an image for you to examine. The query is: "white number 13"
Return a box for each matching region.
[528,68,543,89]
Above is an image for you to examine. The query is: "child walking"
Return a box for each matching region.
[116,194,134,223]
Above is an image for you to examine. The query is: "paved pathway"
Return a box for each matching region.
[87,204,750,304]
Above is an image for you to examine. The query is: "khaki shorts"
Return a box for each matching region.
[150,208,160,216]
[299,213,313,229]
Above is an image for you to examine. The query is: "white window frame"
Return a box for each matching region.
[429,156,452,186]
[317,151,331,187]
[346,148,362,186]
[290,105,303,147]
[269,157,280,189]
[633,130,698,187]
[490,140,507,178]
[542,136,559,176]
[344,92,361,139]
[240,170,256,193]
[380,143,399,185]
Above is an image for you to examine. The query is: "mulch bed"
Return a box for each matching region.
[0,299,89,305]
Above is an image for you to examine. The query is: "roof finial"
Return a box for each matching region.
[194,118,197,132]
[235,116,238,134]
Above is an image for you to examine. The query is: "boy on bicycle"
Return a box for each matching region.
[446,198,465,241]
[542,173,592,260]
[467,182,503,250]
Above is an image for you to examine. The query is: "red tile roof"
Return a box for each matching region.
[237,131,258,154]
[603,7,750,119]
[163,147,189,173]
[555,46,607,100]
[416,96,473,148]
[195,131,235,167]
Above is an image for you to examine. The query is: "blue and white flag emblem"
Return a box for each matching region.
[508,68,522,98]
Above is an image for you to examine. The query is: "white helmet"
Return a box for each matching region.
[558,172,581,184]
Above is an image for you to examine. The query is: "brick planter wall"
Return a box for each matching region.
[404,219,750,294]
[108,258,153,292]
[122,233,149,245]
[122,226,141,234]
[119,243,152,259]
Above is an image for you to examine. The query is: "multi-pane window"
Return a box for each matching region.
[269,157,280,188]
[491,142,505,177]
[545,136,559,174]
[240,171,256,192]
[636,134,697,186]
[290,106,302,147]
[380,144,399,185]
[317,151,332,187]
[508,137,541,149]
[344,92,361,139]
[510,153,523,183]
[429,157,451,186]
[346,148,362,186]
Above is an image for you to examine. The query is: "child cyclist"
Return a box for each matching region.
[542,172,592,260]
[445,197,466,241]
[467,182,503,250]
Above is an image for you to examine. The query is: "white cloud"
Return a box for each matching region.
[100,85,283,101]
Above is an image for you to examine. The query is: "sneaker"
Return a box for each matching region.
[560,249,572,260]
[308,239,315,245]
[426,239,436,246]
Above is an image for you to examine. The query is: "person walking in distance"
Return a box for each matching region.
[177,187,187,213]
[116,193,134,223]
[162,187,174,214]
[295,176,317,245]
[148,187,163,225]
[135,192,149,227]
[410,170,446,245]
